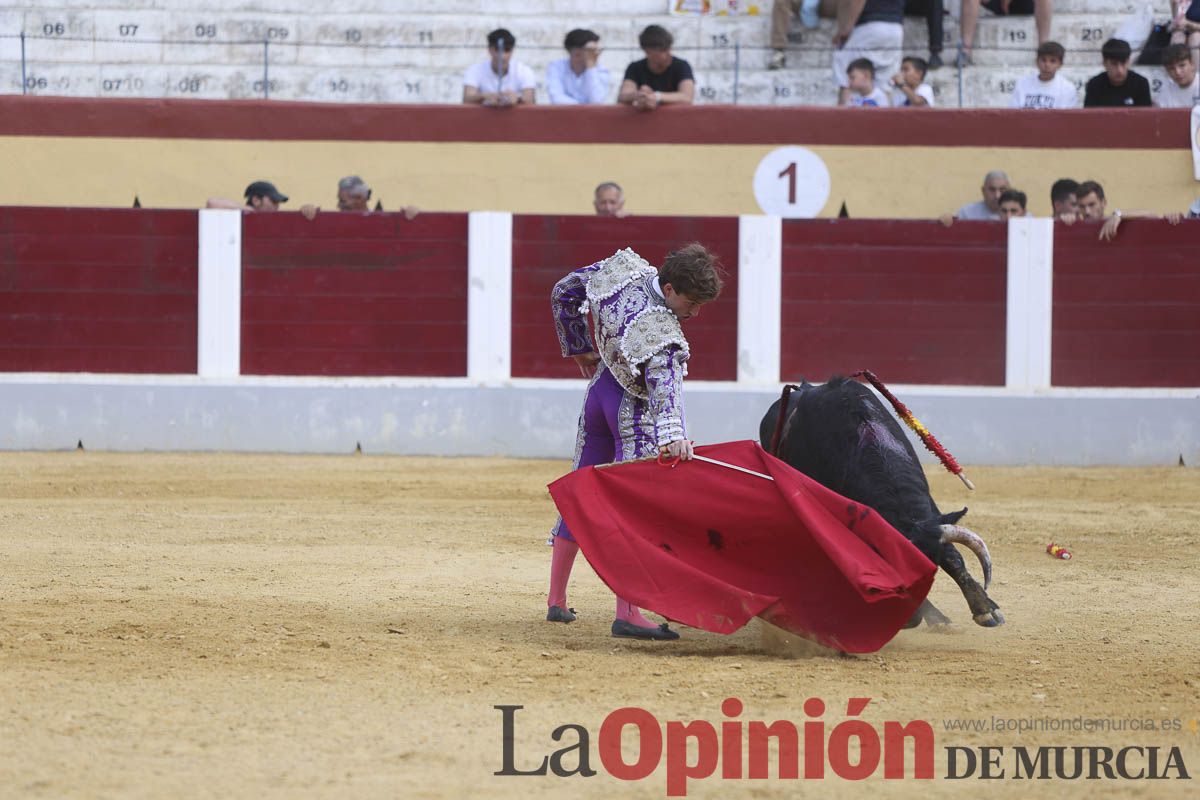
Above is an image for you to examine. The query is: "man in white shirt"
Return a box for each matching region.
[462,28,537,107]
[546,29,611,105]
[1160,44,1200,107]
[1011,41,1077,109]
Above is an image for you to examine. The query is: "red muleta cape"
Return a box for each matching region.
[548,440,937,653]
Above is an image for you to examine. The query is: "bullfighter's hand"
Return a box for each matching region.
[660,439,694,461]
[572,352,601,377]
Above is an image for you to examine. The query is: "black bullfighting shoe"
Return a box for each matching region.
[546,605,577,623]
[611,619,680,640]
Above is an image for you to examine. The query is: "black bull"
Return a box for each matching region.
[759,376,1004,628]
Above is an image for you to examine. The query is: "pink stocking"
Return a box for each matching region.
[615,597,654,628]
[548,538,579,609]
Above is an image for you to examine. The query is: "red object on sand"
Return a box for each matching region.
[1046,543,1072,560]
[548,440,937,653]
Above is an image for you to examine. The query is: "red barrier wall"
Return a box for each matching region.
[1052,219,1200,388]
[2,96,1189,149]
[780,220,1008,386]
[240,212,468,377]
[0,207,197,373]
[511,215,739,380]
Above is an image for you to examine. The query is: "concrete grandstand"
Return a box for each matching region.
[0,0,1182,107]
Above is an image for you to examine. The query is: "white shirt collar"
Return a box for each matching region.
[651,277,665,298]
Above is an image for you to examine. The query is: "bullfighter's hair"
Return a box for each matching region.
[658,243,724,303]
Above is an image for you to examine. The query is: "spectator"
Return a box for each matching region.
[769,1,809,69]
[832,0,904,107]
[206,181,316,220]
[769,0,837,68]
[905,1,946,69]
[547,29,611,105]
[1159,44,1200,108]
[619,25,695,110]
[337,175,418,220]
[1191,195,1200,217]
[1075,180,1182,241]
[959,1,1053,65]
[890,56,935,106]
[1049,178,1079,221]
[1171,1,1200,68]
[463,29,536,107]
[593,182,628,217]
[1075,180,1108,221]
[1011,41,1077,108]
[1083,39,1152,107]
[940,170,1011,225]
[845,58,890,106]
[998,189,1027,218]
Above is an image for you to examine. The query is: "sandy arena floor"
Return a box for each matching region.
[1,452,1197,799]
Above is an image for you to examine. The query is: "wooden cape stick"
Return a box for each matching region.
[595,452,774,481]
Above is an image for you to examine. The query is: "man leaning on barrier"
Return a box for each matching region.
[463,28,537,107]
[206,180,317,220]
[336,175,419,220]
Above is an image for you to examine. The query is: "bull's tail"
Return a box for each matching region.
[852,370,975,491]
[768,384,802,456]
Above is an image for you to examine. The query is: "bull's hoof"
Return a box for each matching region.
[973,610,1005,627]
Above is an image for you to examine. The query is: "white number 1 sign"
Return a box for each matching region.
[752,146,831,218]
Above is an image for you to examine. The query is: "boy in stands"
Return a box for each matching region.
[845,58,890,107]
[1011,41,1077,109]
[1083,38,1152,107]
[545,244,723,640]
[1159,44,1200,107]
[998,189,1027,218]
[890,56,935,107]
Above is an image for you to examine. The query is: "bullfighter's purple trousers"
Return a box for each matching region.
[550,364,667,543]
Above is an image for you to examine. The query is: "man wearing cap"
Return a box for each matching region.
[206,180,317,219]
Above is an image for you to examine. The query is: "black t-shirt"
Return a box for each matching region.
[1083,70,1153,107]
[623,57,694,93]
[858,0,904,25]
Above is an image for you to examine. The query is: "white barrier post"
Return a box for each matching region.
[1005,217,1054,390]
[737,214,782,384]
[467,211,513,382]
[197,209,242,378]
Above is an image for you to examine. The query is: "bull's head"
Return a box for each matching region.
[910,508,1003,627]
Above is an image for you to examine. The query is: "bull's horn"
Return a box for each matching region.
[939,524,993,590]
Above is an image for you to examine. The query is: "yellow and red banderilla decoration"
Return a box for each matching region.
[1046,543,1073,560]
[853,370,975,491]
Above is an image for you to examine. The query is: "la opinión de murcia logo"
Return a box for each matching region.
[494,699,1191,797]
